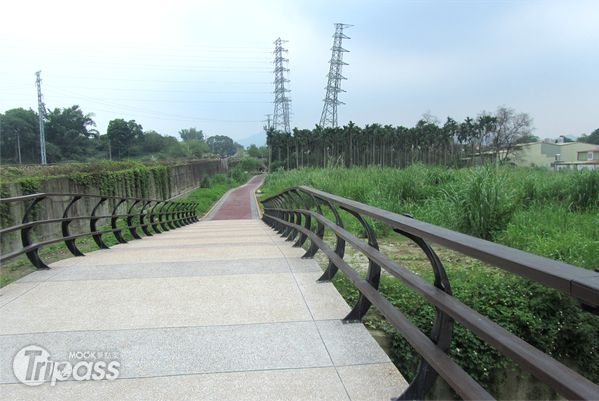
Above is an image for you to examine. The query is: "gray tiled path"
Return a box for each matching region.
[0,203,407,400]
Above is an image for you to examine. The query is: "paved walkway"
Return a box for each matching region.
[0,177,406,400]
[204,174,264,220]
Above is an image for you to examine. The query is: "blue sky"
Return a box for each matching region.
[1,0,597,144]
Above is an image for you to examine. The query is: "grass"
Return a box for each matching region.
[0,170,250,287]
[260,165,599,398]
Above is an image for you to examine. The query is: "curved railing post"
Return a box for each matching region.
[186,203,197,224]
[285,190,305,242]
[317,198,346,282]
[158,202,171,232]
[289,190,311,248]
[341,207,381,322]
[90,197,110,249]
[62,196,84,256]
[280,192,297,239]
[126,200,142,239]
[168,203,179,229]
[273,197,287,234]
[139,200,153,236]
[302,193,325,259]
[20,196,50,269]
[192,202,200,222]
[149,201,163,234]
[111,198,128,243]
[393,216,454,401]
[182,203,193,225]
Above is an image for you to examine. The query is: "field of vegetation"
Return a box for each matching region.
[260,165,599,398]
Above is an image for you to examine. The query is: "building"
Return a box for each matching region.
[512,141,599,170]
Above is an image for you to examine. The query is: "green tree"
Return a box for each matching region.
[45,105,98,162]
[247,144,260,158]
[516,134,540,144]
[141,130,168,154]
[186,139,209,158]
[207,135,237,157]
[579,128,599,145]
[179,127,204,142]
[0,108,39,164]
[106,118,143,159]
[246,144,268,159]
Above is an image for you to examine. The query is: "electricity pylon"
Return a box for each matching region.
[272,38,291,133]
[319,23,352,128]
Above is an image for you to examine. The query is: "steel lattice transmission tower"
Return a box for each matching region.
[272,38,291,133]
[319,23,352,128]
[35,71,48,165]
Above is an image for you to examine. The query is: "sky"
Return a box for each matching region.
[1,0,598,144]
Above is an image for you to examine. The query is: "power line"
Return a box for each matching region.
[272,38,291,133]
[44,86,273,94]
[45,75,271,85]
[320,23,352,128]
[43,87,261,123]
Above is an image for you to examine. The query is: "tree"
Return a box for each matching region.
[516,134,540,144]
[106,118,143,159]
[141,130,168,154]
[493,107,533,163]
[247,144,267,159]
[579,128,599,145]
[0,108,39,164]
[206,135,237,157]
[179,127,204,142]
[45,105,98,162]
[186,140,209,158]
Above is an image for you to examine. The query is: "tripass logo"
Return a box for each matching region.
[13,345,120,386]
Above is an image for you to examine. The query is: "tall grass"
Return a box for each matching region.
[262,165,599,269]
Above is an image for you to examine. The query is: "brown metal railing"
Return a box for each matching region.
[261,186,599,400]
[0,193,198,269]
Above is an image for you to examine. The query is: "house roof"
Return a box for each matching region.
[518,141,595,146]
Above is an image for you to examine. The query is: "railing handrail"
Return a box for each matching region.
[260,186,599,400]
[0,192,168,203]
[265,185,599,307]
[0,192,199,267]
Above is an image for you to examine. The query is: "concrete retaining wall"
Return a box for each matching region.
[0,159,228,256]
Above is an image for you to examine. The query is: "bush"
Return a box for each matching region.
[238,157,263,172]
[200,176,212,188]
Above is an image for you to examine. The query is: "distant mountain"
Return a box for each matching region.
[237,132,266,147]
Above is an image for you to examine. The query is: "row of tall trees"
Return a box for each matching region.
[267,107,536,170]
[0,106,240,164]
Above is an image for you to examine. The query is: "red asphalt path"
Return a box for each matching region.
[207,175,264,220]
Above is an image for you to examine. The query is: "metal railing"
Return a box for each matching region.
[261,186,599,401]
[0,193,199,269]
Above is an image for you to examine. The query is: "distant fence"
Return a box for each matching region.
[261,186,599,400]
[0,193,198,269]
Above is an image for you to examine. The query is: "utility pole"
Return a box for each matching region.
[35,71,48,165]
[263,114,272,130]
[319,23,352,128]
[263,114,272,173]
[272,38,291,133]
[16,129,22,164]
